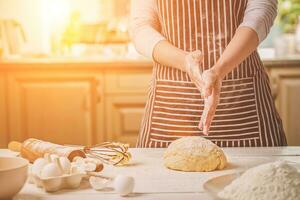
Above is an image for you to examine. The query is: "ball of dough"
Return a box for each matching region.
[163,136,227,172]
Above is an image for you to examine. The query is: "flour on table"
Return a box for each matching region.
[219,161,300,200]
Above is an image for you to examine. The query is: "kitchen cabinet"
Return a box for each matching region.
[0,60,152,148]
[270,67,300,146]
[6,71,104,146]
[105,94,147,146]
[0,73,8,147]
[105,70,152,94]
[104,70,151,146]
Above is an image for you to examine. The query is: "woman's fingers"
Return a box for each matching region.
[185,50,203,70]
[199,97,214,135]
[185,50,204,95]
[191,73,204,93]
[198,98,208,132]
[199,94,217,135]
[202,70,217,98]
[203,82,213,98]
[190,50,203,62]
[199,81,221,135]
[205,93,219,134]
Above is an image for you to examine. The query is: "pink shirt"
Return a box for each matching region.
[130,0,277,59]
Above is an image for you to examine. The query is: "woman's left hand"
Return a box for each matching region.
[198,69,222,135]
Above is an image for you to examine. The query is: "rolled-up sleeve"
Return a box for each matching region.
[130,0,166,58]
[239,0,277,43]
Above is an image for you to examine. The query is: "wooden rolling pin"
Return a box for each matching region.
[8,138,86,163]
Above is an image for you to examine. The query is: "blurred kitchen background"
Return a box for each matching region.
[0,0,299,148]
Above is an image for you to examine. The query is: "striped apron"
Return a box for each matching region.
[137,0,287,147]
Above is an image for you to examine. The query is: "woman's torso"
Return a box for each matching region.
[137,0,287,147]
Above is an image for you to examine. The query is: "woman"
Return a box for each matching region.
[130,0,287,147]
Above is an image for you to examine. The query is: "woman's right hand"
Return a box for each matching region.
[185,50,223,135]
[184,50,204,93]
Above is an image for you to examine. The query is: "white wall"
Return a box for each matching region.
[0,0,113,54]
[0,0,45,52]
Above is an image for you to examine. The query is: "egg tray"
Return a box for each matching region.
[29,172,86,192]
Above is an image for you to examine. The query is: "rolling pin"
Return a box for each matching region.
[8,138,86,163]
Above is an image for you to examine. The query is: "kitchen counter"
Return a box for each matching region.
[0,57,152,70]
[1,147,299,200]
[0,54,300,70]
[263,57,300,67]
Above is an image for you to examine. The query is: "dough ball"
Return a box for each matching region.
[163,136,227,172]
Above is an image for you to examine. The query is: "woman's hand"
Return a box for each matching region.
[184,51,222,135]
[184,50,204,92]
[184,50,225,135]
[198,69,222,135]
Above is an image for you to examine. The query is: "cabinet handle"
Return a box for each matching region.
[95,78,102,104]
[271,76,279,100]
[83,92,91,111]
[96,95,101,103]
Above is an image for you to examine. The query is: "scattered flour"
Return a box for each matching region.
[218,161,300,200]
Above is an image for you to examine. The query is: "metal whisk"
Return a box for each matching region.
[83,142,132,166]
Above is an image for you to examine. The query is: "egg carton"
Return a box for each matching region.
[30,172,86,192]
[28,154,102,193]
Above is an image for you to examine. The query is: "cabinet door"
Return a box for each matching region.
[0,73,8,147]
[7,72,104,146]
[271,68,300,146]
[105,95,147,147]
[105,69,151,94]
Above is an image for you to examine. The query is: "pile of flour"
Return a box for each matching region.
[218,161,300,200]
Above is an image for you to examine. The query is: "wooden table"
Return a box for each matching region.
[1,147,299,200]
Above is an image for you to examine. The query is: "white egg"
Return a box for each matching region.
[113,175,135,196]
[70,165,82,174]
[73,156,85,164]
[32,158,48,176]
[50,154,59,162]
[40,163,63,178]
[58,157,71,174]
[44,153,52,163]
[89,176,111,190]
[44,153,59,163]
[71,162,86,173]
[84,162,97,172]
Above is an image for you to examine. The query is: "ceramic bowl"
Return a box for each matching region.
[0,157,29,200]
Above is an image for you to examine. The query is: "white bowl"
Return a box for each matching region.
[0,157,29,200]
